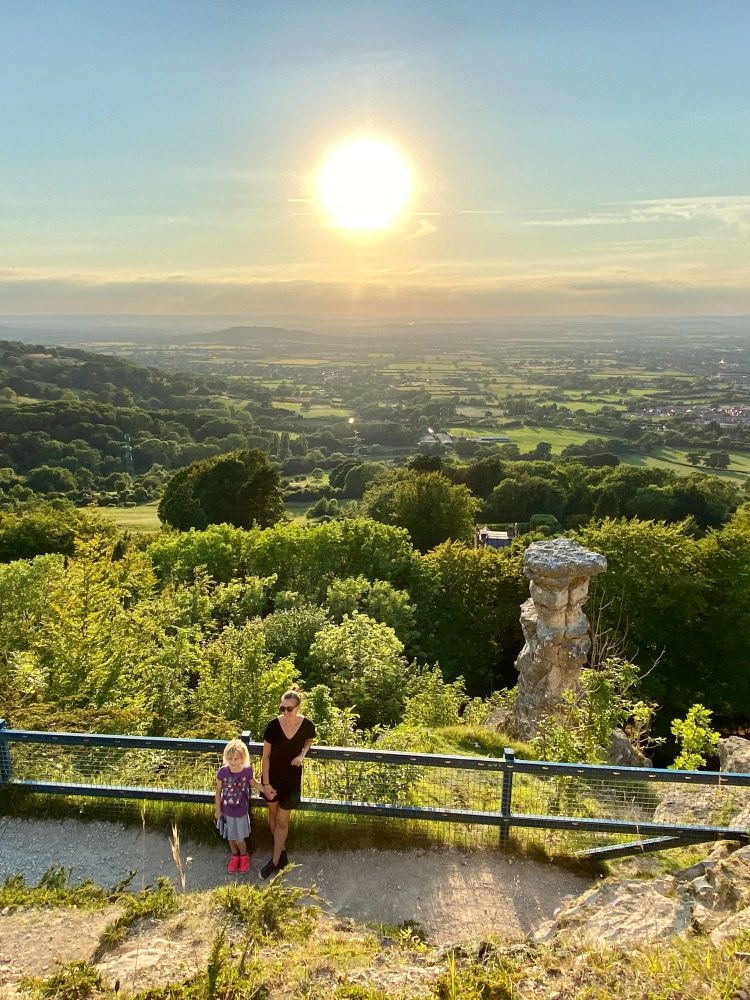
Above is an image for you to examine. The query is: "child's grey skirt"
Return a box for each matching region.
[218,814,251,840]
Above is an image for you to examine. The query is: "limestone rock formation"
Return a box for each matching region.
[719,736,750,774]
[533,876,692,948]
[511,537,606,737]
[608,727,650,767]
[653,736,750,828]
[535,842,750,949]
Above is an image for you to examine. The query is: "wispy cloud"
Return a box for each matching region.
[526,196,750,229]
[406,217,438,239]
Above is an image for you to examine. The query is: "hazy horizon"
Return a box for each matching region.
[3,1,749,319]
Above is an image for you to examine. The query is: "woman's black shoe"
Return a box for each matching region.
[278,850,289,868]
[259,858,277,880]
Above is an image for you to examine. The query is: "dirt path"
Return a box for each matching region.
[0,816,593,945]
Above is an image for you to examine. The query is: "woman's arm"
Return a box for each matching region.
[291,737,314,767]
[214,778,222,819]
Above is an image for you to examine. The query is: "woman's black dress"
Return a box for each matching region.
[262,716,316,810]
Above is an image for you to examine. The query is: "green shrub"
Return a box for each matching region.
[214,873,319,940]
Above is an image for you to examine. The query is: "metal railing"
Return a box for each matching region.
[2,720,749,859]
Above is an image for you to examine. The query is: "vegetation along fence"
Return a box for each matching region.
[2,720,750,860]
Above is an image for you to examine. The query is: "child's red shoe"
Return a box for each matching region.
[227,854,240,873]
[238,854,250,874]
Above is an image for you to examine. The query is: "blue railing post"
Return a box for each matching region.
[241,730,252,752]
[0,719,12,786]
[500,747,515,848]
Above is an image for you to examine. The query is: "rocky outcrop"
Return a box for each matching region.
[719,736,750,774]
[535,842,750,949]
[511,538,607,737]
[652,736,750,828]
[534,876,692,948]
[608,727,650,767]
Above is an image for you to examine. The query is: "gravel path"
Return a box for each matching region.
[0,817,593,944]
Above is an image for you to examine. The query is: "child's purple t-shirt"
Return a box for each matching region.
[217,765,253,817]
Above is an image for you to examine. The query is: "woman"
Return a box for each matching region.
[259,689,316,879]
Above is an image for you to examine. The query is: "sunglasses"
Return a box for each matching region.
[279,705,297,713]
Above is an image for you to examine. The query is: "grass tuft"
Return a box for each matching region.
[0,865,133,913]
[214,870,320,941]
[21,961,106,1000]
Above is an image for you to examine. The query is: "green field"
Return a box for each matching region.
[628,448,750,482]
[450,424,614,453]
[272,400,351,418]
[98,502,161,531]
[284,499,310,524]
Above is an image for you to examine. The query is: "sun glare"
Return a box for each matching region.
[318,136,412,232]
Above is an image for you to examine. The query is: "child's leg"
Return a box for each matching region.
[238,835,248,856]
[228,839,240,854]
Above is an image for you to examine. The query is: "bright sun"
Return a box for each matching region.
[318,136,412,231]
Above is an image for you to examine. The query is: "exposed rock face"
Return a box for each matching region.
[535,842,750,949]
[534,876,692,948]
[608,727,650,767]
[652,736,750,828]
[511,538,607,737]
[719,736,750,774]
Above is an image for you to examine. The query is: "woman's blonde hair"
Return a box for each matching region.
[223,739,251,767]
[281,689,302,705]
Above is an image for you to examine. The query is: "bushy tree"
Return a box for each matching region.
[261,604,330,675]
[194,622,296,738]
[0,501,116,562]
[307,613,409,727]
[575,518,707,718]
[362,470,480,552]
[417,541,526,692]
[670,704,720,770]
[487,476,565,522]
[324,576,417,645]
[403,667,467,728]
[158,448,284,531]
[147,523,252,583]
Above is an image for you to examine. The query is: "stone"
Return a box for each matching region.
[710,905,750,947]
[607,727,649,767]
[533,876,692,948]
[719,737,750,774]
[512,538,606,737]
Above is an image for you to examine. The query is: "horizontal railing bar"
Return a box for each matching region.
[11,780,215,804]
[3,730,231,753]
[509,812,749,839]
[577,836,687,860]
[509,759,750,786]
[306,746,505,770]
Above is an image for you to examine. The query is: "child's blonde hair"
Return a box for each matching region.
[223,739,251,767]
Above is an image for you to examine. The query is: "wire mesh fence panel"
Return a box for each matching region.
[3,729,749,860]
[9,742,223,794]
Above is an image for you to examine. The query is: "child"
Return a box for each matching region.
[215,739,264,873]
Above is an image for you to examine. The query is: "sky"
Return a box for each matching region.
[1,0,749,320]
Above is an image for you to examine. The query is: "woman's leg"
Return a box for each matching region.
[267,800,279,839]
[272,807,290,865]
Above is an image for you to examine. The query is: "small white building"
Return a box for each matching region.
[418,431,455,447]
[476,526,513,549]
